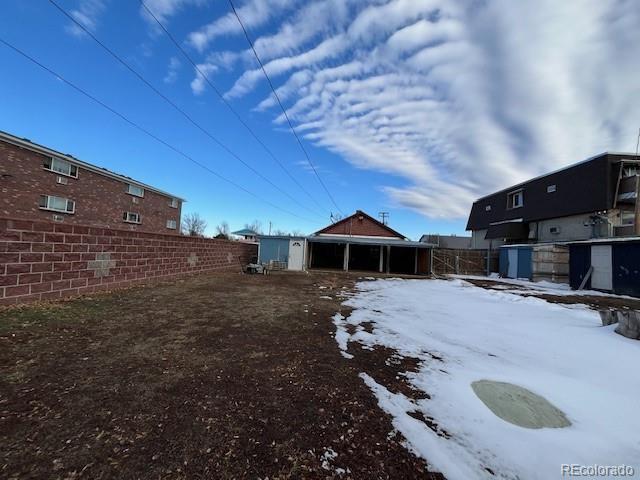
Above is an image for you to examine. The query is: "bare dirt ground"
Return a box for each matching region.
[464,278,640,311]
[0,271,443,480]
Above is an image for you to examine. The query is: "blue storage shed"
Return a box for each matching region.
[257,235,307,271]
[499,245,533,280]
[568,238,640,297]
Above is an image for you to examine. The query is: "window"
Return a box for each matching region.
[507,189,523,209]
[39,195,75,214]
[547,184,557,193]
[622,165,639,178]
[621,211,635,226]
[485,205,492,211]
[166,219,177,229]
[169,198,179,208]
[126,184,144,197]
[549,226,561,234]
[43,157,78,178]
[123,211,141,224]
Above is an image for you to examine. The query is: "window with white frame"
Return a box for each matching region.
[126,184,144,197]
[507,189,524,209]
[43,157,78,178]
[123,211,141,224]
[39,195,75,213]
[169,198,179,208]
[547,184,557,193]
[166,219,177,229]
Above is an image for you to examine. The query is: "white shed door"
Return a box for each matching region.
[507,249,518,278]
[288,240,304,271]
[590,245,612,290]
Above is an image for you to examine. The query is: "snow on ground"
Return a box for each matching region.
[454,275,638,300]
[336,278,640,480]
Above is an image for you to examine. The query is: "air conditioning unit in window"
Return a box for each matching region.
[132,197,139,204]
[549,226,561,234]
[56,176,68,185]
[52,214,64,222]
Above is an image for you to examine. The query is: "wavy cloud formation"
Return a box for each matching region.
[187,0,640,219]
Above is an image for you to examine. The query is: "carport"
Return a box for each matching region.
[307,236,433,275]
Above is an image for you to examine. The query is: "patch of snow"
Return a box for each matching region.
[332,313,353,359]
[320,447,338,470]
[454,275,638,300]
[320,295,333,300]
[340,278,640,480]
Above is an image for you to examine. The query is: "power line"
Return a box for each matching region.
[47,0,324,220]
[227,0,344,216]
[139,0,328,216]
[0,37,317,224]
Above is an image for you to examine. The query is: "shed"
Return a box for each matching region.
[499,245,533,280]
[568,237,640,296]
[258,235,306,271]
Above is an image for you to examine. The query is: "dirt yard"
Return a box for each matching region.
[0,272,443,479]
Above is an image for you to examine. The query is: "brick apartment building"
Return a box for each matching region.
[0,131,183,233]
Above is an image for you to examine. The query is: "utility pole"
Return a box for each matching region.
[378,212,389,225]
[269,221,272,235]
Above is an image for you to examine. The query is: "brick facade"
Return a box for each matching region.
[315,210,405,238]
[0,217,257,306]
[0,137,182,233]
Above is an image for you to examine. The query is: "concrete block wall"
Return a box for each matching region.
[0,217,257,306]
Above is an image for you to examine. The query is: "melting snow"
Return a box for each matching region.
[337,278,640,480]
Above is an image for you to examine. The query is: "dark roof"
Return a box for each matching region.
[466,152,640,231]
[485,222,529,240]
[314,210,406,239]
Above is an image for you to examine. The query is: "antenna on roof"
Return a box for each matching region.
[635,127,640,156]
[378,212,389,225]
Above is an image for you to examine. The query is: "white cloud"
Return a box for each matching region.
[187,0,299,52]
[139,0,205,25]
[187,0,640,221]
[190,63,219,94]
[65,0,107,37]
[163,56,182,83]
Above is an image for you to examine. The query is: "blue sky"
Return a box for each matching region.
[1,1,639,239]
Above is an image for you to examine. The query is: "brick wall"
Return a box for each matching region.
[0,217,257,306]
[0,138,182,234]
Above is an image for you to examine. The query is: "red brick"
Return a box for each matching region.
[7,242,31,252]
[53,224,74,234]
[70,278,87,288]
[20,253,43,263]
[19,273,42,285]
[0,231,21,241]
[52,280,71,291]
[40,290,61,301]
[43,253,64,262]
[31,262,53,273]
[30,282,52,294]
[31,243,54,253]
[64,234,82,244]
[5,285,29,296]
[21,231,44,242]
[42,272,63,282]
[0,275,18,286]
[44,233,64,243]
[6,264,29,275]
[53,262,72,272]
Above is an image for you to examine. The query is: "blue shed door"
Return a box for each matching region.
[517,248,532,280]
[499,249,509,277]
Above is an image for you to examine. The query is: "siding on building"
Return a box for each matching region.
[315,211,405,238]
[0,136,182,234]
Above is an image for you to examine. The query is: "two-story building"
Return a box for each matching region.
[466,152,640,247]
[0,130,183,233]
